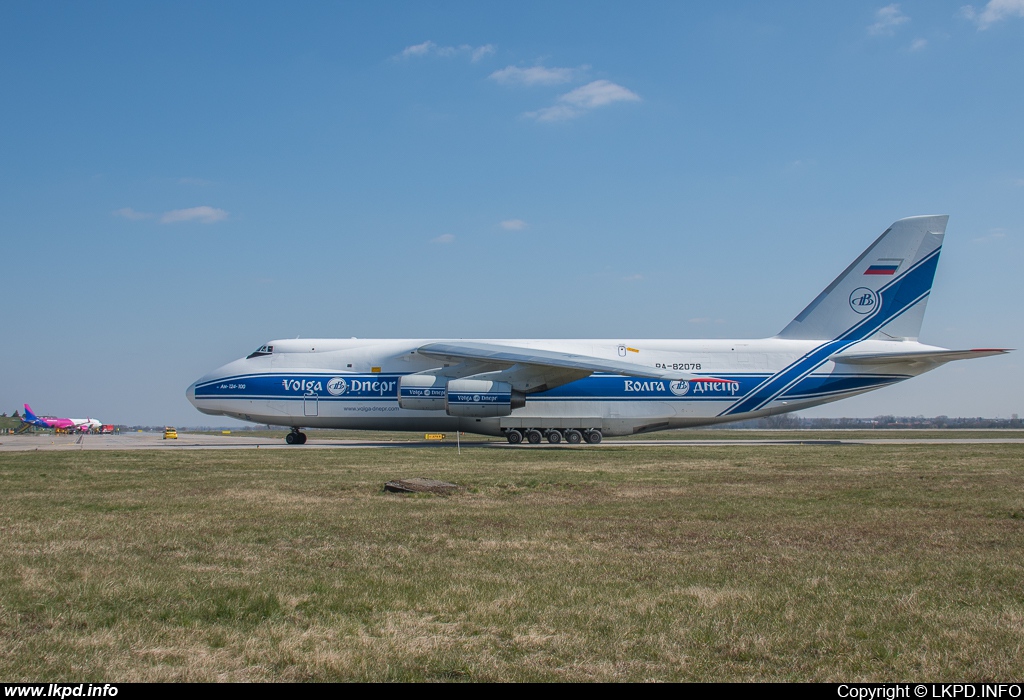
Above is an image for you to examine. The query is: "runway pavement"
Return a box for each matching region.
[1,431,1023,451]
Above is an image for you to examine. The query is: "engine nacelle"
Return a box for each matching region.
[445,379,524,418]
[397,374,447,410]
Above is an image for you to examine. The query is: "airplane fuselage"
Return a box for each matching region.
[22,405,102,433]
[188,336,939,437]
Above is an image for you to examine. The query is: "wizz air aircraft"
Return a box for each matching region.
[188,216,1008,445]
[21,404,102,433]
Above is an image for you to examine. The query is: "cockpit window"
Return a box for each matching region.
[246,344,274,359]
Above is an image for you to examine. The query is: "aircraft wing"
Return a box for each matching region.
[831,348,1010,366]
[416,341,705,381]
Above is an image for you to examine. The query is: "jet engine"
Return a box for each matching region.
[444,379,525,417]
[398,375,526,416]
[397,374,447,410]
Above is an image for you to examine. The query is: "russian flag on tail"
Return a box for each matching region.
[865,258,903,275]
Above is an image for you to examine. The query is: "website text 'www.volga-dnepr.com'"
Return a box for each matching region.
[5,685,118,698]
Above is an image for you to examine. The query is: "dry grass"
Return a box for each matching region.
[1,445,1023,681]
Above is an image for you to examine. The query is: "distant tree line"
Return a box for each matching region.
[717,414,1023,430]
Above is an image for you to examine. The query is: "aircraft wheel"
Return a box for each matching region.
[298,432,307,445]
[585,430,603,444]
[285,432,297,445]
[526,429,543,444]
[506,429,523,445]
[564,429,583,445]
[547,430,562,444]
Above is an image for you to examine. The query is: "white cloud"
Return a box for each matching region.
[113,207,152,220]
[396,41,496,61]
[432,233,456,244]
[869,4,910,35]
[160,206,228,224]
[471,45,496,62]
[116,205,228,223]
[525,104,580,122]
[400,41,435,58]
[910,38,928,50]
[500,219,528,230]
[489,66,575,86]
[784,158,818,173]
[973,229,1009,242]
[962,0,1024,28]
[561,80,641,108]
[525,80,641,122]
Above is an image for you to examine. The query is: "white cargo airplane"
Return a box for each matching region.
[188,216,1008,445]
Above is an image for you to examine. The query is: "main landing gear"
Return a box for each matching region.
[285,428,307,445]
[504,428,602,445]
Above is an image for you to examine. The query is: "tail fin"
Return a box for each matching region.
[777,215,947,341]
[23,404,38,422]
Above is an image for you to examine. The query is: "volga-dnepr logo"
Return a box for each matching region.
[624,379,740,396]
[326,377,348,395]
[668,380,690,397]
[849,287,879,315]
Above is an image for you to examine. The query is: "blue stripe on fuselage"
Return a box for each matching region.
[781,373,906,398]
[194,371,907,406]
[194,373,399,400]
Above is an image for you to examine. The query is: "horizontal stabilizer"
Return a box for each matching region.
[831,348,1011,366]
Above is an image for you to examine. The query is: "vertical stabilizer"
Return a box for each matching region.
[776,215,947,341]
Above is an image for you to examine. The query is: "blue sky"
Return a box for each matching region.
[1,1,1021,426]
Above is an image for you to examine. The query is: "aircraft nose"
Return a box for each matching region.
[186,381,197,406]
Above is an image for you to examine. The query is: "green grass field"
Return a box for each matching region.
[2,444,1022,681]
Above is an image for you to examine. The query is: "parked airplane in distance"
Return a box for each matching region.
[21,404,102,433]
[188,216,1009,445]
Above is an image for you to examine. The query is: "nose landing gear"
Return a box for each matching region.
[285,428,307,445]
